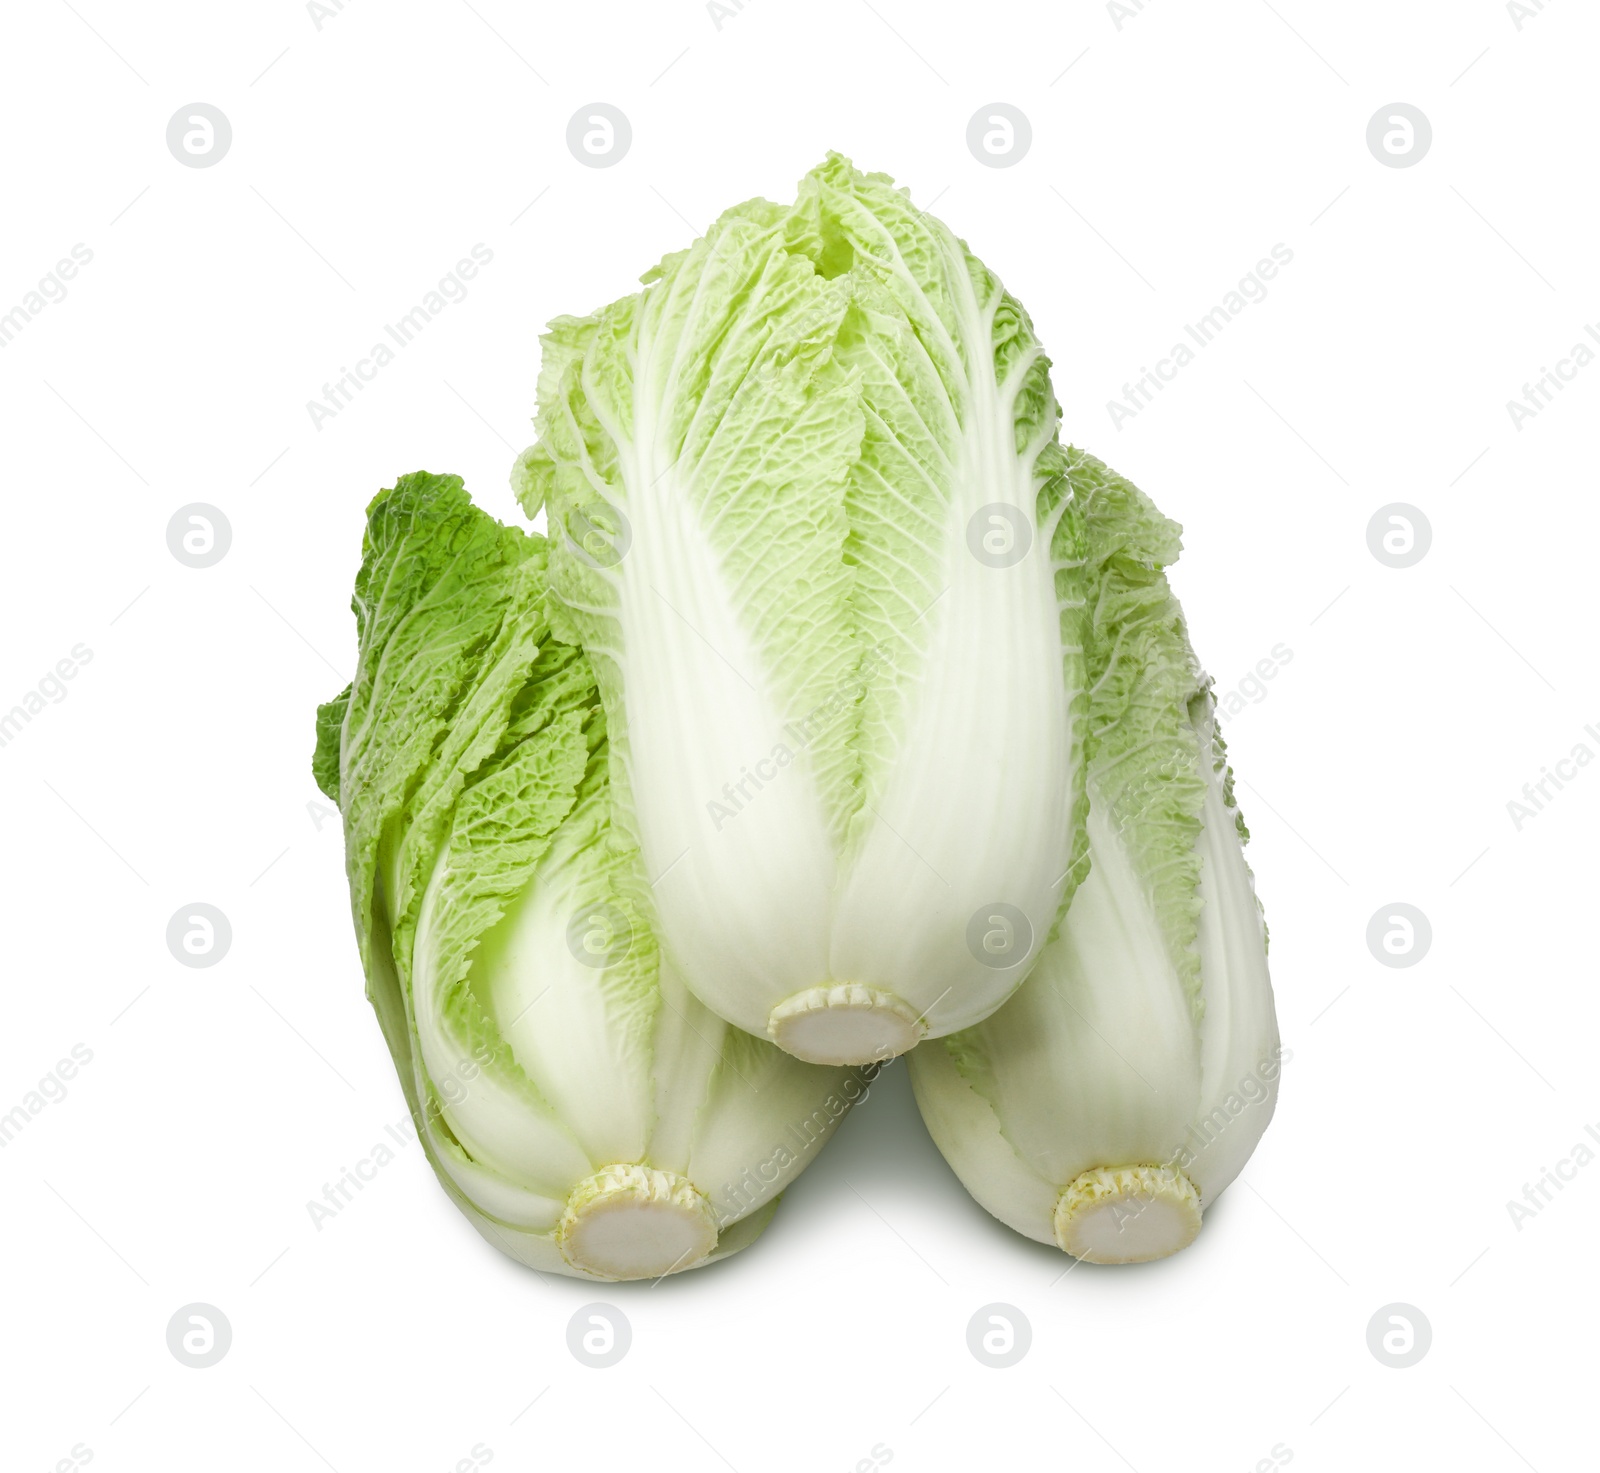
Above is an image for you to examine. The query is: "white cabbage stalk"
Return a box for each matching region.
[517,155,1088,1066]
[315,474,867,1280]
[909,452,1281,1263]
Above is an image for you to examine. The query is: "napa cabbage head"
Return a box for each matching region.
[516,154,1091,1067]
[908,450,1281,1264]
[313,472,869,1281]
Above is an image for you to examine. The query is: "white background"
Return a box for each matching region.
[2,1,1596,1469]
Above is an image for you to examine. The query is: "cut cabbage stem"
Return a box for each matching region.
[767,984,926,1066]
[556,1165,719,1280]
[1052,1164,1203,1264]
